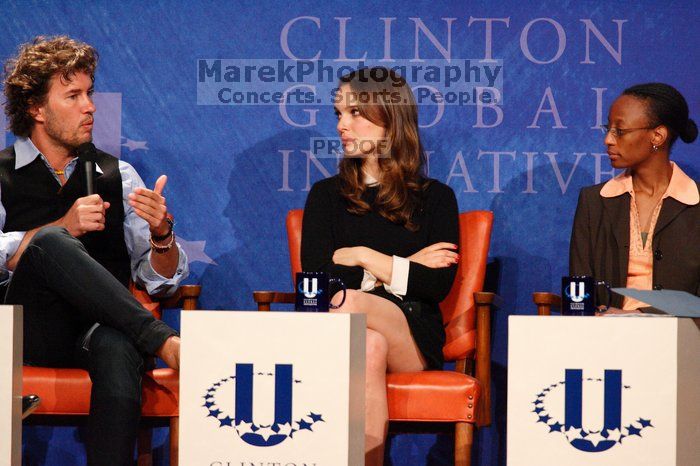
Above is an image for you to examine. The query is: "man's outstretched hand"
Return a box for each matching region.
[128,174,170,236]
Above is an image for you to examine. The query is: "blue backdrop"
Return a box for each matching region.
[2,0,698,464]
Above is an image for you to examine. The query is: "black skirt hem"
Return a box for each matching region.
[365,287,445,370]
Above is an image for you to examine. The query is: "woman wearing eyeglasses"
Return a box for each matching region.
[570,83,699,312]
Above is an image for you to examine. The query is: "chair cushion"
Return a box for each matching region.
[23,366,179,417]
[387,371,480,422]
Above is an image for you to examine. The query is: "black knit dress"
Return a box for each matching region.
[300,175,459,369]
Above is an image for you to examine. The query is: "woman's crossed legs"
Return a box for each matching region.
[331,289,427,466]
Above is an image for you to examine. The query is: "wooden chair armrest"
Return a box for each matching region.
[252,291,295,311]
[474,291,502,308]
[159,285,202,310]
[473,291,499,427]
[532,292,561,316]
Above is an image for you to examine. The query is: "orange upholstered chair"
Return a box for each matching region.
[254,209,496,466]
[22,284,201,466]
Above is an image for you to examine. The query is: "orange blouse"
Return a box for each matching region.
[600,163,699,310]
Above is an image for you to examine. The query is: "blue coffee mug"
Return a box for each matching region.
[561,276,611,316]
[295,271,347,312]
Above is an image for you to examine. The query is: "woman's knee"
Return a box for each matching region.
[330,289,363,312]
[365,329,389,374]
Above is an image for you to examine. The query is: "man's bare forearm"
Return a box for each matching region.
[149,244,180,278]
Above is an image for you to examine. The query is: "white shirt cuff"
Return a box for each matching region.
[384,255,409,298]
[360,268,378,292]
[136,243,189,296]
[359,256,410,299]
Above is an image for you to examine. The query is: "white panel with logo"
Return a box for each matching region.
[0,305,22,466]
[180,311,366,465]
[508,316,700,466]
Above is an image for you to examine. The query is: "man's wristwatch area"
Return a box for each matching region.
[150,217,175,253]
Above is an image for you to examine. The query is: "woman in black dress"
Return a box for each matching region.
[301,67,459,465]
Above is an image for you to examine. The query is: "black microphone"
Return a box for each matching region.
[75,142,97,195]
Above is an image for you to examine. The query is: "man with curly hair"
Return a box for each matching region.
[1,36,188,465]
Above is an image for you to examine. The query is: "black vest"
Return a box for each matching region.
[0,146,131,286]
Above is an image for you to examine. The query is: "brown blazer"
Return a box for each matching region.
[569,182,700,308]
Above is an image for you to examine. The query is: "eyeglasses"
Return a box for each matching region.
[600,125,655,138]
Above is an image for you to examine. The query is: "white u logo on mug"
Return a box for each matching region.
[302,278,319,298]
[569,282,586,303]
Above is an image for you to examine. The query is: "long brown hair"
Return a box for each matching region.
[337,67,429,231]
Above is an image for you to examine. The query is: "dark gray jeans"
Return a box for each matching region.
[5,226,177,466]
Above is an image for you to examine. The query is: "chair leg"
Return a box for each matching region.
[137,427,153,466]
[455,422,474,466]
[169,417,179,466]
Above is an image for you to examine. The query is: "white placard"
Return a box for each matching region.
[180,311,365,466]
[508,316,700,466]
[0,305,22,466]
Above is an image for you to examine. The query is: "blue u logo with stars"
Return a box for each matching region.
[565,369,621,452]
[235,363,292,447]
[202,363,325,447]
[532,369,653,452]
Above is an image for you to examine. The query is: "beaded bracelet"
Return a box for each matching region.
[150,230,175,253]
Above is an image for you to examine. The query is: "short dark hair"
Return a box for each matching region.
[623,82,697,148]
[3,36,98,137]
